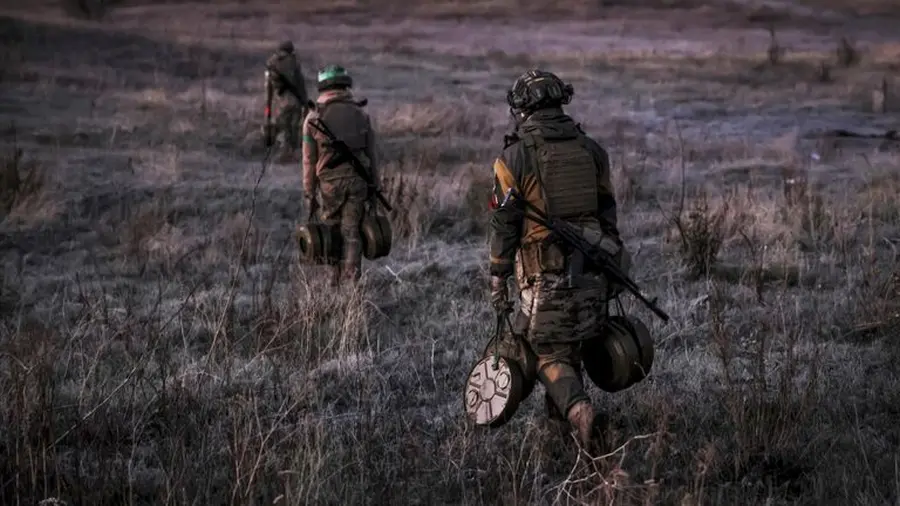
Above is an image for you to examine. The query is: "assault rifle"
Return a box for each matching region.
[499,187,670,323]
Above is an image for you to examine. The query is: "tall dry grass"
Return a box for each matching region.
[2,5,900,506]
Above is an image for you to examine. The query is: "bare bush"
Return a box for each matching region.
[0,148,46,222]
[708,282,821,483]
[766,27,785,66]
[671,191,728,278]
[815,61,832,83]
[836,36,860,67]
[610,123,651,208]
[382,169,427,241]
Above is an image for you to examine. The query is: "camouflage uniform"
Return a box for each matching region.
[302,66,377,286]
[266,41,309,161]
[489,70,627,448]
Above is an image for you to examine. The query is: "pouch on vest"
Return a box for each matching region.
[518,242,542,280]
[537,241,567,274]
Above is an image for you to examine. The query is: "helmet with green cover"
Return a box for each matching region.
[317,64,353,92]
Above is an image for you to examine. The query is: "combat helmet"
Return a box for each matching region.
[317,64,353,91]
[506,69,574,122]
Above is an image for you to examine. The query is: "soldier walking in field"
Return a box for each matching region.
[302,65,379,287]
[488,69,632,450]
[266,41,309,163]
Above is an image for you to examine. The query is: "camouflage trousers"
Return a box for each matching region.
[318,177,368,286]
[515,266,612,418]
[275,102,306,151]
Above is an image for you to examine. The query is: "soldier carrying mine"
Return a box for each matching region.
[302,65,380,287]
[487,69,633,450]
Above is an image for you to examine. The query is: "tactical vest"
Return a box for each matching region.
[516,132,602,280]
[521,133,599,220]
[316,99,372,181]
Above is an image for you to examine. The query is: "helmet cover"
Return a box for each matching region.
[506,69,574,115]
[317,64,353,91]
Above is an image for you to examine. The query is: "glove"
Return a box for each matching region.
[490,275,513,314]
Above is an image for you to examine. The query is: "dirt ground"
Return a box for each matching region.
[1,1,900,505]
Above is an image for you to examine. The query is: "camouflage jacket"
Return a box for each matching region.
[302,89,377,198]
[488,109,619,278]
[266,50,308,106]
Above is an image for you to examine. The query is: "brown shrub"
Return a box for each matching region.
[0,148,46,223]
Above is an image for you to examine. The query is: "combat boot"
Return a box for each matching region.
[567,401,596,449]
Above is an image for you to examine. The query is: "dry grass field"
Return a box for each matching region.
[2,0,900,505]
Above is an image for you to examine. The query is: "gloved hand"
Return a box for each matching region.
[490,275,513,314]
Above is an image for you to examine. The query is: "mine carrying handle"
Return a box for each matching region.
[499,188,670,323]
[266,65,391,213]
[484,309,524,371]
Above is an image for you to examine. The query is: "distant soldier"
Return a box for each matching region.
[266,41,309,163]
[488,69,630,449]
[302,65,379,287]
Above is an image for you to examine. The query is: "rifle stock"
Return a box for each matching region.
[499,187,670,323]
